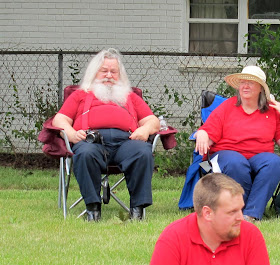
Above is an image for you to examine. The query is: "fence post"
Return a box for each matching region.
[58,52,63,108]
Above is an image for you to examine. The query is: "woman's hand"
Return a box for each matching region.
[269,97,280,113]
[195,130,211,156]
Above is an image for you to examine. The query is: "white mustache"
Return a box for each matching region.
[99,78,116,84]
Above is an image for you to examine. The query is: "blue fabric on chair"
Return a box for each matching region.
[178,91,228,210]
[201,94,228,123]
[178,151,202,210]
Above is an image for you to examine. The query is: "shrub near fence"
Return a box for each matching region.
[0,49,259,171]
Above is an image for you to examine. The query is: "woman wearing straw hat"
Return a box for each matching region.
[195,65,280,221]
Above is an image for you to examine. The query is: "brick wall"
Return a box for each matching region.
[1,0,183,50]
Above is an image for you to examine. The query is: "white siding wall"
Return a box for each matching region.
[1,0,183,50]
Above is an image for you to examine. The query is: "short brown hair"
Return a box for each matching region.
[193,173,244,216]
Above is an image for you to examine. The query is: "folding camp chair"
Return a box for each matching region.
[38,85,178,219]
[178,90,280,212]
[178,90,228,210]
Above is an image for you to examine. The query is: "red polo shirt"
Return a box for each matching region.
[150,213,269,265]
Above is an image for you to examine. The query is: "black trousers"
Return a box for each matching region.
[72,129,154,208]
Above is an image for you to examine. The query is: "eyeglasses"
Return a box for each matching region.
[98,69,119,76]
[239,80,257,87]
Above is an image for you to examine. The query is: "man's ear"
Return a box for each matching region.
[202,206,213,221]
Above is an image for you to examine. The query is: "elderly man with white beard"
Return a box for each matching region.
[52,48,160,222]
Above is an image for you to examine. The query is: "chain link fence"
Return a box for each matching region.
[0,49,258,169]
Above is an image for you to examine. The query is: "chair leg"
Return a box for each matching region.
[65,157,72,199]
[69,174,131,218]
[110,192,129,212]
[59,157,67,219]
[69,196,83,209]
[270,183,280,209]
[77,209,87,219]
[58,158,63,209]
[105,175,130,212]
[109,175,125,190]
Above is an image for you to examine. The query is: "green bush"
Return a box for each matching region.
[246,23,280,99]
[154,132,194,176]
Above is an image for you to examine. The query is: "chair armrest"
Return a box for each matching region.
[38,116,74,158]
[188,130,213,172]
[152,134,161,153]
[60,130,73,154]
[189,130,197,141]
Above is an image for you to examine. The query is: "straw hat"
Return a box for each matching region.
[224,66,270,100]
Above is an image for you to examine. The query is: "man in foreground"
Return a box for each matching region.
[52,48,160,221]
[150,173,270,265]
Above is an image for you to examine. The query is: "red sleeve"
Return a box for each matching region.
[130,93,154,121]
[150,216,193,265]
[58,90,85,120]
[150,227,182,265]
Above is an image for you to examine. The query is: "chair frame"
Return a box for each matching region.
[58,126,162,219]
[270,182,280,212]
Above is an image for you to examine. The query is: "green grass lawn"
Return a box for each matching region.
[0,166,279,264]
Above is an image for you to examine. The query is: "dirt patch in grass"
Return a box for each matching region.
[0,153,184,175]
[0,153,59,169]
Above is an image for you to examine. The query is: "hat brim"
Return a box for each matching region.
[224,73,270,100]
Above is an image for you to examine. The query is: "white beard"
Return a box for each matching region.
[91,79,132,105]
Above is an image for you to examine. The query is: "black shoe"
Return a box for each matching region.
[86,203,101,222]
[130,206,143,220]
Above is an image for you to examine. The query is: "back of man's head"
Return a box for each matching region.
[193,173,244,216]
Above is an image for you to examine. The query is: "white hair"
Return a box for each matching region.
[80,48,131,92]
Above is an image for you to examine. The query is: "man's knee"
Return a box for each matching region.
[123,140,152,159]
[138,143,153,158]
[262,153,280,166]
[116,141,153,172]
[250,152,280,171]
